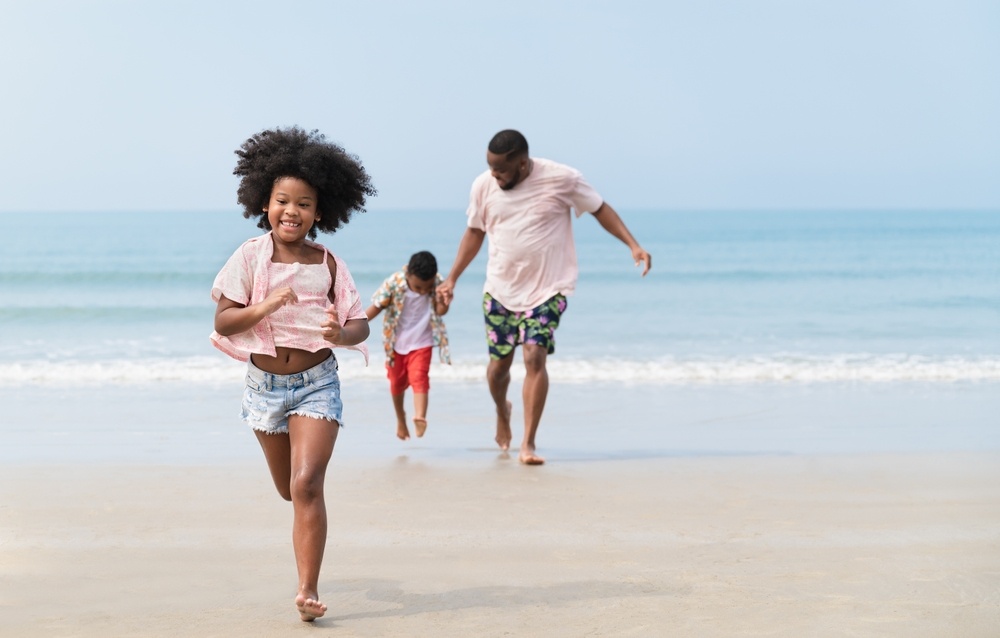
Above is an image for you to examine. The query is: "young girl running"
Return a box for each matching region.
[210,127,375,622]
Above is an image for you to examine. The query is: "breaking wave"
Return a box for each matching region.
[3,353,999,385]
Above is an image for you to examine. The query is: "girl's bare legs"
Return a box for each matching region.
[391,392,410,440]
[255,430,292,500]
[255,415,339,621]
[288,415,337,621]
[413,392,428,437]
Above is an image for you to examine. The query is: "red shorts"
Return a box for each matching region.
[386,346,432,395]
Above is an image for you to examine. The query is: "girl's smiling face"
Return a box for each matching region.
[265,177,319,243]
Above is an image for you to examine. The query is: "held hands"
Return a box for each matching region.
[631,246,652,276]
[436,279,455,305]
[432,282,453,317]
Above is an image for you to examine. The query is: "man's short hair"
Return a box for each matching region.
[488,129,529,159]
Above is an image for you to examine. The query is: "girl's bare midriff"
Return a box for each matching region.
[252,347,331,376]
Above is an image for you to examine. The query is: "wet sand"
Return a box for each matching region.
[2,452,999,637]
[2,380,999,636]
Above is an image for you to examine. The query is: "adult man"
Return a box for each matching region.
[437,129,652,465]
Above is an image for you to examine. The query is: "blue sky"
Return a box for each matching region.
[2,0,997,212]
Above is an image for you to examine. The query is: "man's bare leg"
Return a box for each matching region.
[486,354,515,450]
[288,415,338,621]
[413,392,428,437]
[519,344,548,465]
[391,392,410,440]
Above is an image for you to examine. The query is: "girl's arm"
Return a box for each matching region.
[321,311,370,346]
[214,288,298,336]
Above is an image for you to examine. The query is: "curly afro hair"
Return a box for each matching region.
[233,127,376,237]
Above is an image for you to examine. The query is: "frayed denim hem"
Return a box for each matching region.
[249,423,289,435]
[240,355,344,434]
[287,410,343,428]
[245,414,343,435]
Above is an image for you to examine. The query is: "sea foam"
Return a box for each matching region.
[3,353,999,385]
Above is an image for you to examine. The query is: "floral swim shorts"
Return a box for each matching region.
[483,292,567,360]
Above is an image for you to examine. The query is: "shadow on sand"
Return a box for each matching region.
[315,577,688,625]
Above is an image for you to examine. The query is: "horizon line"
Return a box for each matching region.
[3,207,1000,215]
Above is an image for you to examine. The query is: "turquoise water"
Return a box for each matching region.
[1,209,998,384]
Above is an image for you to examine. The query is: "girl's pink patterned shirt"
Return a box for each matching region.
[210,233,369,364]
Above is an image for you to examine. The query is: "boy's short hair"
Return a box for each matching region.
[407,251,438,281]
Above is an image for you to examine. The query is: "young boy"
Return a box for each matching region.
[366,251,451,440]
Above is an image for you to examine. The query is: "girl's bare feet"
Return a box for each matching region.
[413,417,427,437]
[495,400,513,450]
[295,592,327,622]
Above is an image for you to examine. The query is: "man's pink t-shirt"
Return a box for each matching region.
[466,157,603,311]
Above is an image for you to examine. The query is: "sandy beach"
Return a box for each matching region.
[2,382,999,636]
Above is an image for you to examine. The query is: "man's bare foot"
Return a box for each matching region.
[396,419,410,441]
[495,400,513,451]
[413,417,427,437]
[295,592,327,622]
[519,445,545,465]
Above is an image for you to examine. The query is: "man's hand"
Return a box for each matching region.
[632,247,652,276]
[437,279,456,305]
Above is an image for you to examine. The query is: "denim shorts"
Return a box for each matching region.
[241,354,344,434]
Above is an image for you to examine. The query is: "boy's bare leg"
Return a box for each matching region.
[519,344,548,465]
[287,415,338,621]
[486,354,515,450]
[391,393,410,440]
[413,392,428,437]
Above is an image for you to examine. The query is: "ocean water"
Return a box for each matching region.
[1,209,998,386]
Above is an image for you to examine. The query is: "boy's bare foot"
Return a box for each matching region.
[519,445,545,466]
[396,419,410,440]
[413,417,427,437]
[495,400,512,451]
[295,592,327,622]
